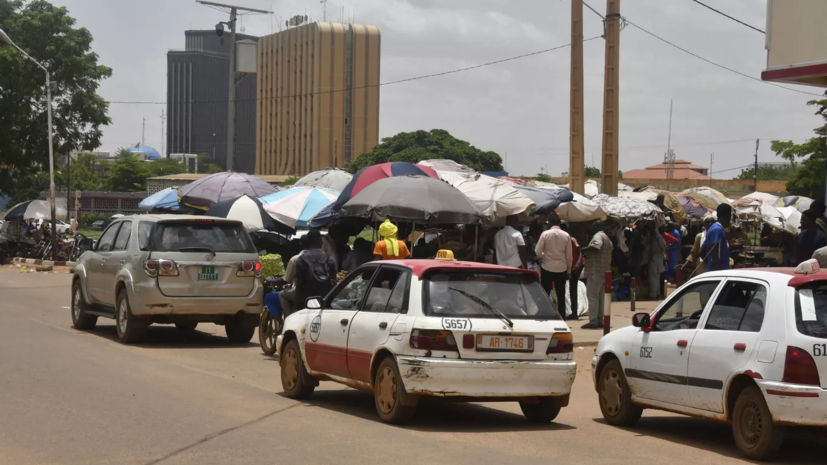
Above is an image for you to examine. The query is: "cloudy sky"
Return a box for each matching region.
[53,0,823,177]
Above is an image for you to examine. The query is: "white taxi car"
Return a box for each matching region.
[592,268,827,461]
[276,257,576,424]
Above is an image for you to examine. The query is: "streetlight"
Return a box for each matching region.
[0,27,58,261]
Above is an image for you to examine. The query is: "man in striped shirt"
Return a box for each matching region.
[581,221,613,330]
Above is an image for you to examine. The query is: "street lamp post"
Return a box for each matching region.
[0,27,58,261]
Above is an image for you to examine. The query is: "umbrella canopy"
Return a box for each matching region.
[777,206,802,235]
[332,162,438,211]
[512,186,573,216]
[592,194,665,224]
[139,187,184,211]
[205,195,289,233]
[178,172,280,210]
[630,187,687,224]
[259,186,339,229]
[774,195,813,212]
[417,159,476,177]
[438,171,534,222]
[733,191,780,208]
[555,192,606,223]
[677,196,708,219]
[679,187,730,210]
[293,168,353,192]
[2,200,66,221]
[339,175,483,225]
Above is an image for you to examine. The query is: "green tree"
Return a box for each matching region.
[0,0,112,199]
[68,153,107,191]
[735,163,797,181]
[346,129,503,173]
[585,166,601,178]
[535,172,552,182]
[197,153,223,174]
[771,96,827,199]
[106,154,148,192]
[147,158,186,178]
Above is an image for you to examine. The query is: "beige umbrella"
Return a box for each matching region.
[679,187,730,210]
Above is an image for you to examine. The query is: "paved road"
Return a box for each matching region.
[1,269,824,465]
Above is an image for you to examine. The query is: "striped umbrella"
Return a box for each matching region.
[259,187,339,229]
[205,195,289,233]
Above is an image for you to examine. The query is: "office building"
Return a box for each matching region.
[256,22,380,176]
[167,30,259,173]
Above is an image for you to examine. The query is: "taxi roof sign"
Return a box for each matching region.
[435,249,454,260]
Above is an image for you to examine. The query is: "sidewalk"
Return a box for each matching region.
[568,300,661,346]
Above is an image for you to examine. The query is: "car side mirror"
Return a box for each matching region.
[305,297,323,310]
[632,313,651,329]
[78,238,94,252]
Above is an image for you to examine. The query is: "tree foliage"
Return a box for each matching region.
[346,129,503,173]
[106,155,148,192]
[735,163,797,182]
[197,153,224,174]
[771,96,827,200]
[0,0,111,199]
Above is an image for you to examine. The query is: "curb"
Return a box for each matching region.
[12,257,76,268]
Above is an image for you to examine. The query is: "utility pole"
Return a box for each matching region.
[141,115,146,146]
[709,152,714,177]
[664,99,675,181]
[505,151,508,173]
[600,0,621,196]
[754,138,759,192]
[320,0,328,21]
[569,0,585,195]
[160,109,165,158]
[66,152,72,223]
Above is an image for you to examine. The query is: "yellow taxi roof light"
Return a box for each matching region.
[435,249,454,260]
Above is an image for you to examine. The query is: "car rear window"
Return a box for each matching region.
[795,284,827,339]
[423,271,561,320]
[149,221,255,253]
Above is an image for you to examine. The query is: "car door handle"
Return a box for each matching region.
[379,322,388,329]
[119,259,126,265]
[734,343,747,351]
[677,340,688,348]
[340,318,349,326]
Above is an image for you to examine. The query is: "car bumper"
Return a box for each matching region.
[591,355,600,389]
[757,380,827,426]
[131,280,262,317]
[396,356,576,398]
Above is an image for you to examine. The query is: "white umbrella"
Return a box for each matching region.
[293,168,353,192]
[777,206,801,235]
[556,192,606,223]
[437,171,534,223]
[260,187,340,228]
[2,200,67,221]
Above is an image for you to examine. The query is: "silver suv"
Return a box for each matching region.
[71,215,264,344]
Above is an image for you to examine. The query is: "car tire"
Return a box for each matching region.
[598,359,643,427]
[374,357,417,424]
[175,322,198,332]
[519,398,561,423]
[225,319,255,343]
[71,280,97,330]
[732,386,785,461]
[116,290,146,344]
[280,339,315,399]
[259,309,280,356]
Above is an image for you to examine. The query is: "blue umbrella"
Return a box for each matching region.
[259,187,340,228]
[139,187,183,211]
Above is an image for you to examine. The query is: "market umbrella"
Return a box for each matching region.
[2,200,66,221]
[139,187,185,211]
[512,186,573,216]
[774,195,813,213]
[339,175,483,225]
[733,191,779,208]
[630,187,686,224]
[777,206,802,235]
[206,195,289,233]
[592,193,665,224]
[259,186,339,229]
[417,159,476,177]
[555,192,605,222]
[438,171,534,222]
[677,196,708,219]
[178,172,280,210]
[332,162,438,211]
[293,168,353,192]
[679,187,730,210]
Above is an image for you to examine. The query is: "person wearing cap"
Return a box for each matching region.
[703,204,732,272]
[581,220,613,329]
[373,219,411,260]
[796,209,827,265]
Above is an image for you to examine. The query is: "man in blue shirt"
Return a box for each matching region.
[703,204,732,272]
[796,209,827,265]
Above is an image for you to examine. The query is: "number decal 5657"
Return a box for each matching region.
[442,318,471,331]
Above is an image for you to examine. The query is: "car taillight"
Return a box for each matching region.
[409,329,457,351]
[157,259,179,276]
[237,261,259,277]
[143,260,158,277]
[783,346,821,386]
[547,332,574,354]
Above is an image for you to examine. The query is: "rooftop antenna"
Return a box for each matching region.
[141,115,146,146]
[664,99,676,180]
[320,0,328,21]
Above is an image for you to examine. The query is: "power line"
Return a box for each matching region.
[711,163,755,175]
[624,19,823,97]
[106,36,602,106]
[582,1,605,20]
[689,0,765,34]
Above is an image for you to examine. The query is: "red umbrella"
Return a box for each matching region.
[333,162,438,211]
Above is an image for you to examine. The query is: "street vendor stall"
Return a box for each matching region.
[591,193,665,225]
[437,171,535,223]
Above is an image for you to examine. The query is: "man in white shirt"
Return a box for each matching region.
[494,215,527,269]
[534,215,572,317]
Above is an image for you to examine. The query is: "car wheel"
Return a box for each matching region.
[225,319,255,343]
[175,322,198,332]
[732,386,785,461]
[116,290,146,344]
[374,357,417,424]
[71,280,97,330]
[519,398,561,423]
[280,339,315,399]
[259,309,280,356]
[598,359,643,426]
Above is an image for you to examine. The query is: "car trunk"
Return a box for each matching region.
[451,318,569,361]
[156,252,254,298]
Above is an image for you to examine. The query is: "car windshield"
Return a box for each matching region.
[795,284,827,339]
[424,271,561,320]
[149,221,255,253]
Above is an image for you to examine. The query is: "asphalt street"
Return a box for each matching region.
[1,268,825,465]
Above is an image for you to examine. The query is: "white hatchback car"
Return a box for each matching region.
[592,268,827,461]
[277,258,577,423]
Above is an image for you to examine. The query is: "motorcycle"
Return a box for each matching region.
[259,276,289,356]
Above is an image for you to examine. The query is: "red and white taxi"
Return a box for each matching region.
[592,267,827,461]
[276,256,576,423]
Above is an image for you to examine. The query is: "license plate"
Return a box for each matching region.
[476,334,534,352]
[198,266,218,280]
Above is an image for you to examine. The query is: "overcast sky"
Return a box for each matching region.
[53,0,823,177]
